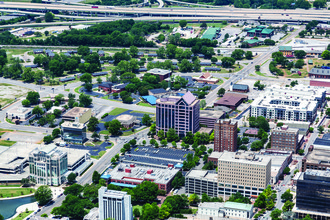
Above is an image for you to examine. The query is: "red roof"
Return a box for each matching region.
[214,93,248,107]
[245,129,259,135]
[310,80,330,87]
[201,72,211,79]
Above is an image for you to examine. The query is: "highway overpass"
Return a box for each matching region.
[1,2,330,22]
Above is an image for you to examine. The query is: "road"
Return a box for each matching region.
[1,2,330,22]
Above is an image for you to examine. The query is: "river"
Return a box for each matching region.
[0,196,36,219]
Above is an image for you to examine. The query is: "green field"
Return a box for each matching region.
[130,110,155,115]
[91,151,106,159]
[12,211,33,220]
[137,102,156,108]
[108,108,128,116]
[0,140,17,146]
[0,184,21,187]
[0,188,35,198]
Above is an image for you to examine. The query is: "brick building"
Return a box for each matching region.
[271,125,299,153]
[214,119,238,152]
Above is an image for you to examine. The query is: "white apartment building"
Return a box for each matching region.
[98,187,133,220]
[250,84,326,122]
[218,151,271,198]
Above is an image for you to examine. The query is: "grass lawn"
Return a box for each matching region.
[192,209,198,214]
[0,128,13,132]
[6,118,15,124]
[108,108,128,116]
[91,151,106,160]
[313,58,330,66]
[0,188,35,198]
[99,130,110,135]
[106,146,112,149]
[0,184,21,187]
[0,140,17,147]
[137,102,156,108]
[12,211,33,220]
[74,86,83,94]
[216,78,224,85]
[130,110,155,115]
[0,132,5,136]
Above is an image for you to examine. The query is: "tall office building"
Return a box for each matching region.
[156,91,200,137]
[214,119,237,152]
[99,187,133,220]
[271,125,299,153]
[29,145,68,186]
[218,151,271,198]
[295,170,330,218]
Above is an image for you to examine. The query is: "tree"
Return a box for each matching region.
[42,100,53,111]
[35,185,52,206]
[231,49,245,60]
[26,91,40,105]
[221,57,235,67]
[104,135,109,143]
[188,193,200,205]
[67,173,76,184]
[283,167,291,175]
[228,192,251,204]
[295,59,305,69]
[80,73,92,83]
[282,200,295,212]
[78,94,92,107]
[140,202,159,220]
[78,45,90,57]
[51,194,91,219]
[314,0,326,8]
[52,128,61,138]
[32,106,44,117]
[133,208,141,217]
[21,67,34,82]
[294,50,306,59]
[43,135,53,144]
[255,65,261,71]
[271,209,282,220]
[281,189,293,202]
[92,171,101,184]
[318,126,324,134]
[142,114,152,126]
[129,46,139,58]
[160,139,167,147]
[322,50,330,60]
[91,132,100,142]
[200,22,207,28]
[156,47,166,59]
[134,181,159,203]
[159,202,172,219]
[303,215,313,220]
[87,117,99,132]
[167,128,179,142]
[246,51,253,60]
[158,130,165,140]
[254,80,266,90]
[66,59,78,73]
[64,183,83,196]
[49,59,64,77]
[108,119,122,136]
[179,20,187,28]
[45,12,54,22]
[218,88,225,96]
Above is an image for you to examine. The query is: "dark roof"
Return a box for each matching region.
[232,84,249,90]
[148,53,157,57]
[172,61,178,65]
[215,93,247,107]
[314,138,330,146]
[138,68,147,72]
[108,60,114,64]
[113,83,129,90]
[33,49,44,53]
[48,52,55,57]
[92,72,108,77]
[99,82,113,88]
[137,52,144,56]
[200,62,212,66]
[59,76,75,82]
[24,64,38,68]
[64,52,71,57]
[98,50,104,54]
[205,67,221,71]
[149,88,167,94]
[198,54,205,58]
[215,62,222,66]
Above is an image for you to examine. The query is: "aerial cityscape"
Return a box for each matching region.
[0,0,329,219]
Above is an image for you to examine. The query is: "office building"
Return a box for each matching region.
[250,85,326,122]
[214,119,237,152]
[61,121,87,144]
[62,107,91,124]
[185,170,218,197]
[199,110,225,129]
[197,202,254,220]
[271,126,299,153]
[294,170,330,219]
[108,163,179,193]
[147,68,172,81]
[218,151,271,198]
[6,106,35,125]
[98,187,133,220]
[156,91,200,136]
[29,145,68,186]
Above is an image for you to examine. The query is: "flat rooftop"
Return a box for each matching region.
[186,170,218,181]
[60,147,89,167]
[219,151,271,166]
[61,121,85,129]
[299,169,330,182]
[200,110,225,119]
[198,202,224,209]
[305,145,330,165]
[147,68,171,76]
[109,163,179,185]
[7,106,33,114]
[62,107,90,118]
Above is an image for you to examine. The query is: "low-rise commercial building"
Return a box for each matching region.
[193,72,219,84]
[279,46,293,56]
[309,67,330,79]
[147,68,172,81]
[98,187,133,220]
[218,151,271,199]
[185,170,218,197]
[302,143,330,172]
[214,93,248,110]
[232,84,249,93]
[6,106,35,125]
[199,110,225,129]
[115,114,138,128]
[29,145,68,186]
[108,163,179,193]
[61,121,87,144]
[271,126,299,153]
[62,107,92,124]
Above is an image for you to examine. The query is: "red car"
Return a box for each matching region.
[91,5,98,8]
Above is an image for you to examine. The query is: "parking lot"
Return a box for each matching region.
[68,142,112,156]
